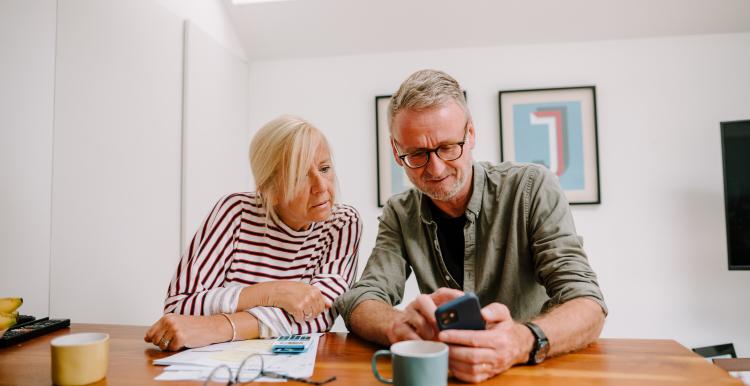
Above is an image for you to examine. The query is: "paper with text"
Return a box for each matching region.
[154,334,321,382]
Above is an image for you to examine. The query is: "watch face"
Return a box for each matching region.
[535,340,550,363]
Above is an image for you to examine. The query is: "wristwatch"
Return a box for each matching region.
[523,322,550,365]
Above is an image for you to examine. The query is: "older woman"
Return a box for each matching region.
[145,115,361,351]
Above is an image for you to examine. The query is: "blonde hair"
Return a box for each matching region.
[249,115,334,218]
[388,69,471,133]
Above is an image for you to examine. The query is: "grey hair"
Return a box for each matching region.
[388,69,471,133]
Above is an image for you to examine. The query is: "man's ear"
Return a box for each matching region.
[467,120,476,150]
[390,137,404,166]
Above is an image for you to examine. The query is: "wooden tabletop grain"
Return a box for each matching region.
[0,324,742,385]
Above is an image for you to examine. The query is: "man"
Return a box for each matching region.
[335,69,607,383]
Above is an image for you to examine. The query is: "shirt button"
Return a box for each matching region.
[445,275,451,281]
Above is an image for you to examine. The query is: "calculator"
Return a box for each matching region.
[271,334,313,354]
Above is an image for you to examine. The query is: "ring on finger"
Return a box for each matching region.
[159,337,171,347]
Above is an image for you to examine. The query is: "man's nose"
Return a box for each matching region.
[424,152,447,178]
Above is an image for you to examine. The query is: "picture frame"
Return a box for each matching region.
[499,86,601,204]
[375,95,413,207]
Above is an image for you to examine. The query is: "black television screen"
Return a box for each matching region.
[721,120,750,270]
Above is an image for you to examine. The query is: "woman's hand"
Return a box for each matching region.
[243,281,328,323]
[144,314,230,351]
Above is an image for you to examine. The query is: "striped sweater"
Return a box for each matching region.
[164,192,361,337]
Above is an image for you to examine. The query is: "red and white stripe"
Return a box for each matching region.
[163,192,361,337]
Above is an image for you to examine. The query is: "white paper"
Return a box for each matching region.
[730,371,750,385]
[154,370,205,381]
[154,334,321,382]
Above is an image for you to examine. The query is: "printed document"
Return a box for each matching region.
[153,334,321,382]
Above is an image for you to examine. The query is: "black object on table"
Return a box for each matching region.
[0,317,71,347]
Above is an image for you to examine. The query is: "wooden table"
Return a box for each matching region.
[0,324,743,385]
[714,358,750,372]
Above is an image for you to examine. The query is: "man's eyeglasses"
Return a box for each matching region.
[395,121,469,169]
[203,353,336,385]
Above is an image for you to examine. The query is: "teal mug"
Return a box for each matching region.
[371,340,448,386]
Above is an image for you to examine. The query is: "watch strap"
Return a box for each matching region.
[523,321,548,365]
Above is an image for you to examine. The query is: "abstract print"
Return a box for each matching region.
[512,102,585,190]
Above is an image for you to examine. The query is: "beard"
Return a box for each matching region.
[412,167,468,202]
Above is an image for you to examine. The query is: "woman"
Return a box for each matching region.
[145,115,361,351]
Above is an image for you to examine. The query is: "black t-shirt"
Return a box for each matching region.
[428,200,466,288]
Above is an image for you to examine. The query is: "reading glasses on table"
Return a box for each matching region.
[204,353,336,386]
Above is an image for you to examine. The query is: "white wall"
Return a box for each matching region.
[182,22,250,250]
[2,0,249,326]
[0,0,56,318]
[47,3,249,326]
[156,0,246,60]
[246,33,750,353]
[50,0,184,325]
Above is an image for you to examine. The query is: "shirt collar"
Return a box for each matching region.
[465,162,486,218]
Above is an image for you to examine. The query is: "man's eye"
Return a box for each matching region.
[408,153,428,163]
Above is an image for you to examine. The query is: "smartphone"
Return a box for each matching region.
[434,292,486,331]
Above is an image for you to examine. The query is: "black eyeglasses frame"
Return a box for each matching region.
[395,120,470,169]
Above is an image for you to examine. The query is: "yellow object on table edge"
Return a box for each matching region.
[0,297,24,337]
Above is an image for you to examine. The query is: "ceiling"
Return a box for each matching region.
[224,0,750,60]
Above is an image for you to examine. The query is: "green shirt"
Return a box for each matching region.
[336,162,607,327]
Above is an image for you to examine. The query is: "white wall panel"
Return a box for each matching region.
[181,22,250,251]
[156,0,246,60]
[0,0,57,318]
[50,0,183,325]
[246,33,750,350]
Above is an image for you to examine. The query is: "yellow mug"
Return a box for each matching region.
[51,332,109,385]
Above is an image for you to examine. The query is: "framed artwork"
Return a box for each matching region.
[499,86,601,204]
[375,95,413,207]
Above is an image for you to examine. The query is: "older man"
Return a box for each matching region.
[335,69,607,383]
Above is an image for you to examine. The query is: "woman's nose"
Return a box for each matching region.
[310,172,327,193]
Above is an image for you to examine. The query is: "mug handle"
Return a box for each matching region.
[371,349,393,384]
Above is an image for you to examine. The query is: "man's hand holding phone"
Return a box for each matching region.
[387,287,532,383]
[438,300,533,383]
[386,288,465,343]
